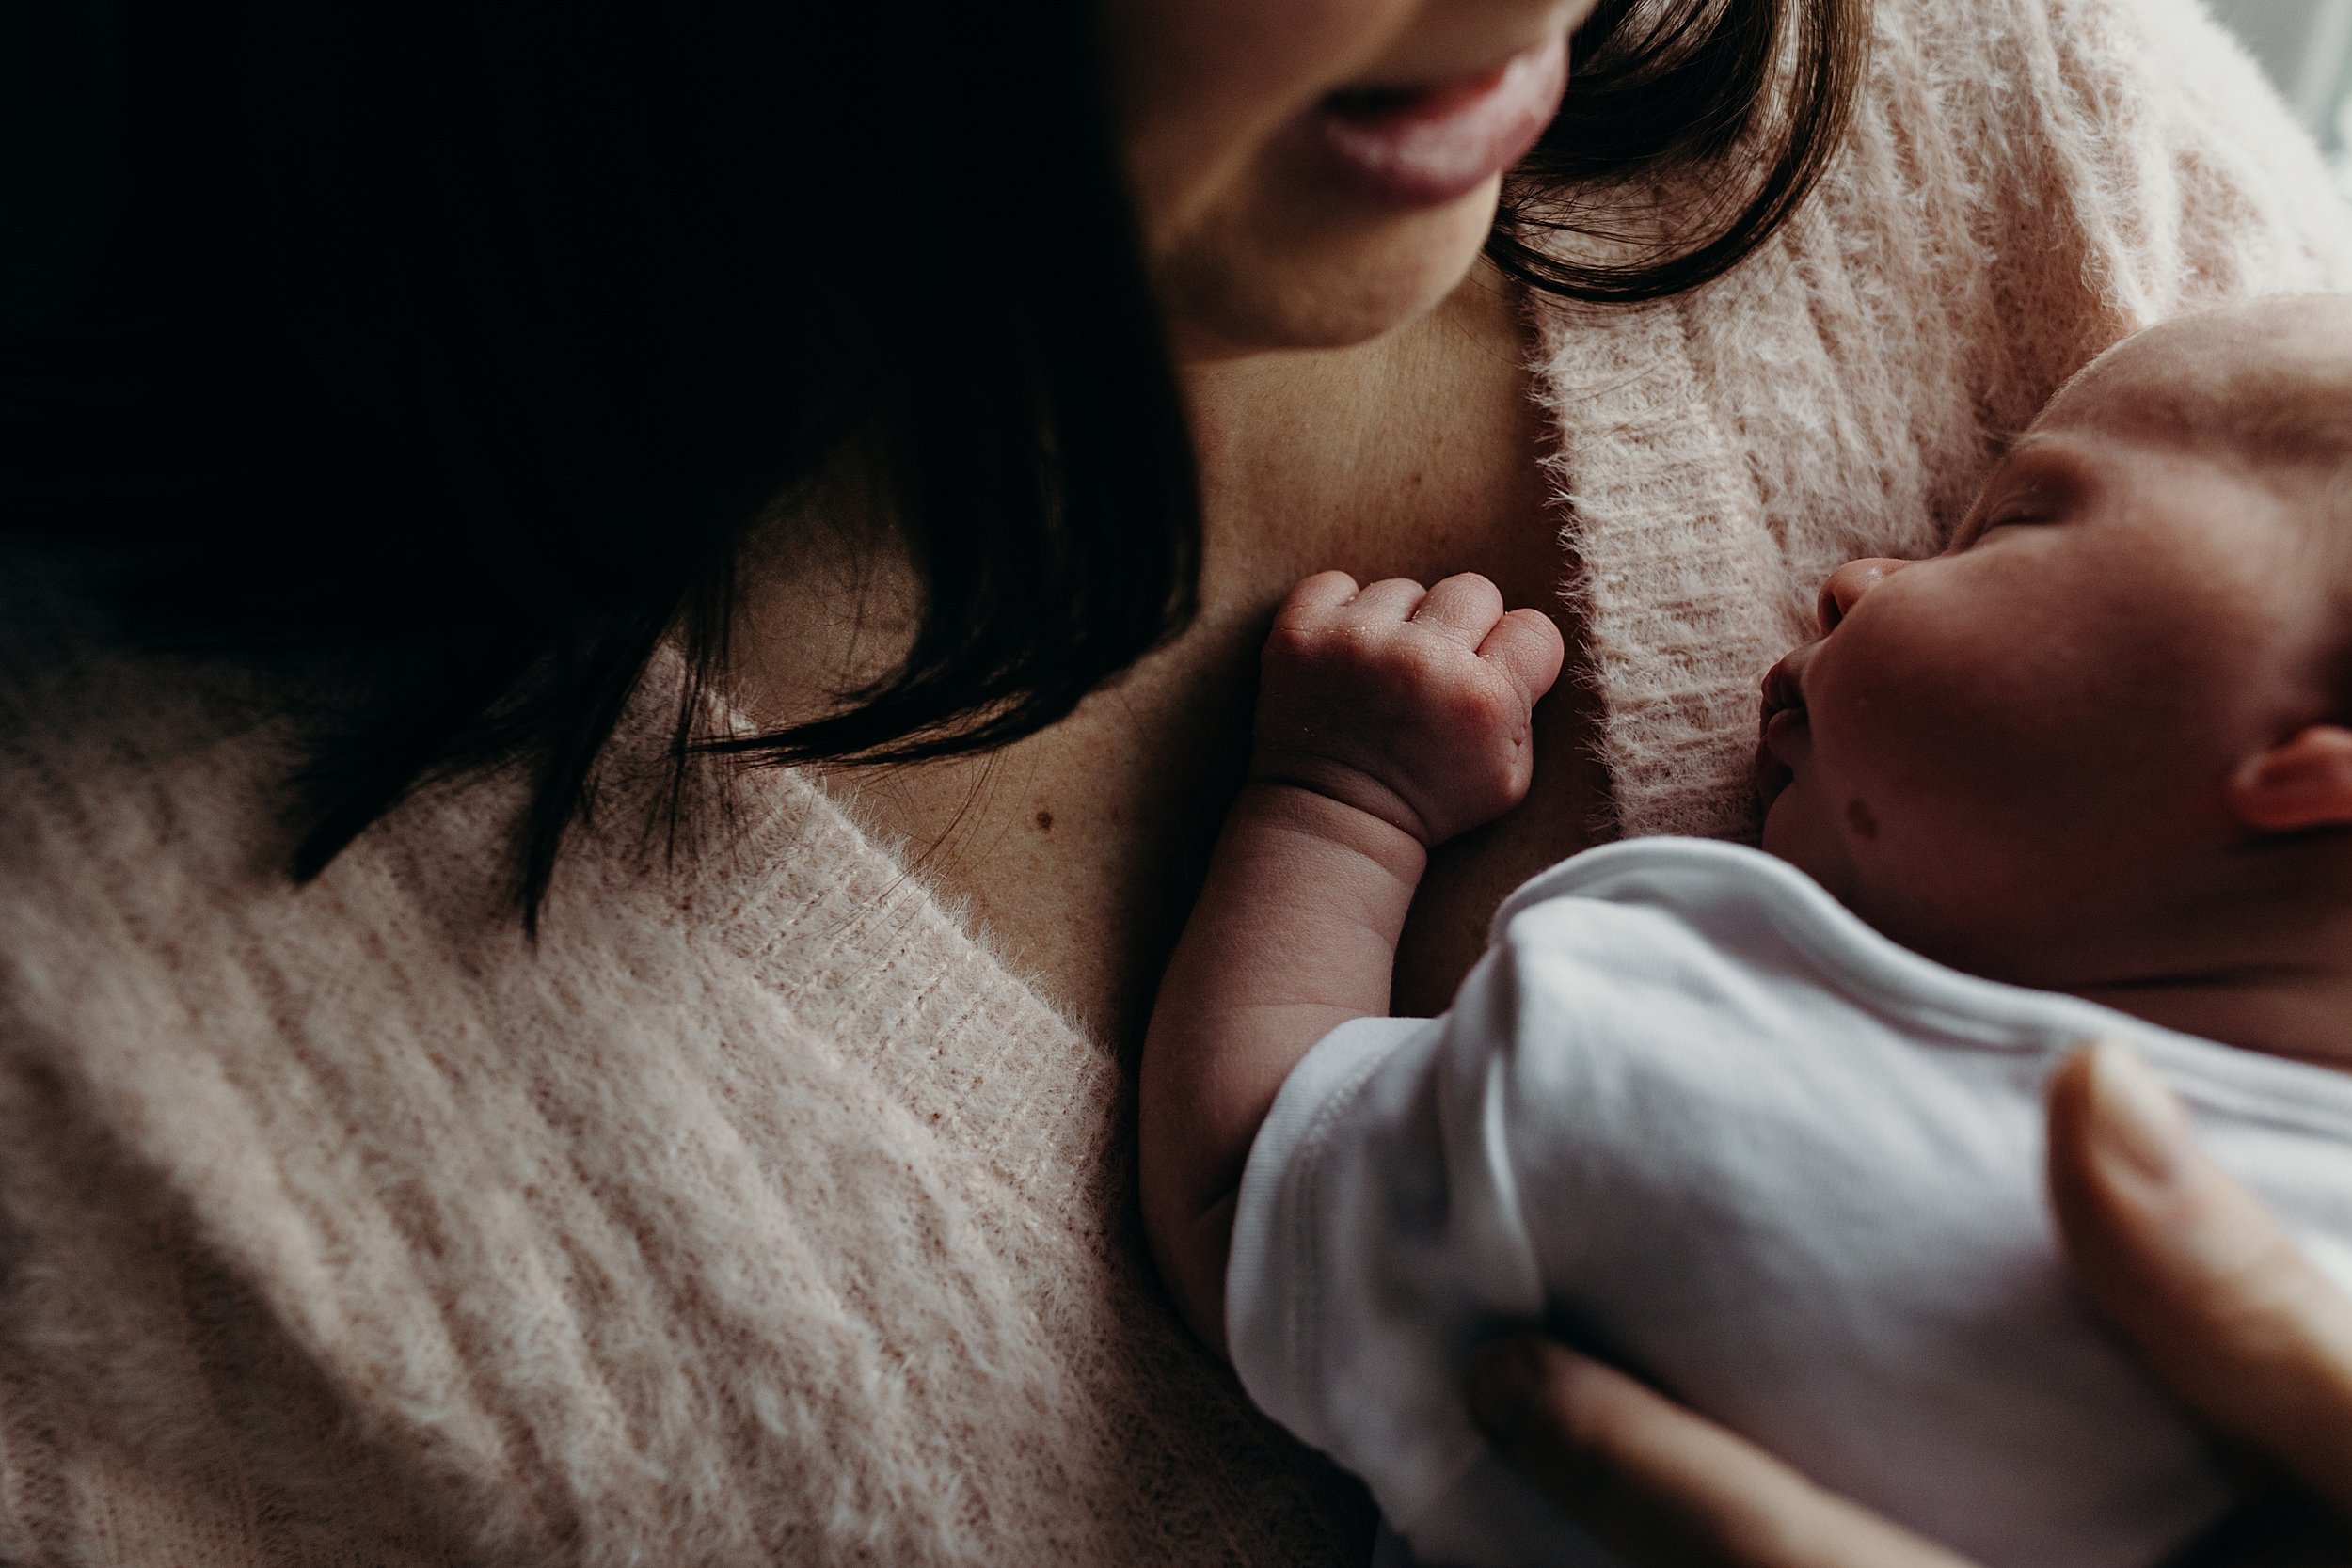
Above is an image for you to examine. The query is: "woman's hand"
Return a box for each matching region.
[1463,1040,2352,1566]
[2045,1042,2352,1519]
[1464,1336,1975,1565]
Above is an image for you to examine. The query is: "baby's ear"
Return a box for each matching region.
[2228,725,2352,832]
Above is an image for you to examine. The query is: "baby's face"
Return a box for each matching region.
[1757,323,2348,989]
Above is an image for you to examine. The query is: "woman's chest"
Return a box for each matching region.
[825,282,1609,1048]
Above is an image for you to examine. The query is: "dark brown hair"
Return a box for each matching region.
[1496,0,1868,303]
[0,0,1867,924]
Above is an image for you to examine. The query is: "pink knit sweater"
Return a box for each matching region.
[3,0,2348,1561]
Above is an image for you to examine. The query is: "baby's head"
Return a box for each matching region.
[1758,297,2352,1032]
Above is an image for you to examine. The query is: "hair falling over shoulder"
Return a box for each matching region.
[0,0,1867,927]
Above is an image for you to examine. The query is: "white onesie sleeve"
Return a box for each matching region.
[1224,839,2352,1568]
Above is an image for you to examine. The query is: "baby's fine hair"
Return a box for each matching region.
[2055,295,2352,483]
[2057,297,2352,702]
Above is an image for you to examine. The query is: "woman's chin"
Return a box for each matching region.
[1157,174,1504,360]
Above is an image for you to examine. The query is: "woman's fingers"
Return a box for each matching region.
[1467,1336,1977,1568]
[1455,1050,2352,1568]
[2047,1040,2352,1517]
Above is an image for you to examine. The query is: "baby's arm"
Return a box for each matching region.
[1140,570,1564,1354]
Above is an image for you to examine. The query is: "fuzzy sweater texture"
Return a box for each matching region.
[5,0,2352,1562]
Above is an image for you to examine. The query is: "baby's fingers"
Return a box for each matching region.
[1343,576,1430,628]
[1479,607,1566,705]
[1411,574,1506,646]
[1274,570,1362,630]
[2049,1041,2352,1518]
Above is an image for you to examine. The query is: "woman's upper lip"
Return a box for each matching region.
[1326,32,1553,109]
[1327,2,1589,100]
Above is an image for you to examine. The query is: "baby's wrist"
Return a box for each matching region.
[1232,771,1430,889]
[1247,739,1438,847]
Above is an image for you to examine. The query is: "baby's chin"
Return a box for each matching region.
[1758,785,1857,907]
[1760,800,2015,988]
[1756,781,1803,861]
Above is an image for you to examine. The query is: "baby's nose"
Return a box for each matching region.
[1816,558,1910,633]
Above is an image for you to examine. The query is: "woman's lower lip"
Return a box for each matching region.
[1296,36,1569,210]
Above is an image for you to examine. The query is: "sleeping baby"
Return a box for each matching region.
[1137,295,2352,1568]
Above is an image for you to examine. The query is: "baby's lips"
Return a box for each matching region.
[1754,647,1814,810]
[1758,646,1812,731]
[1759,703,1809,751]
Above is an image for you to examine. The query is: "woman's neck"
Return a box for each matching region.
[726,262,1597,1043]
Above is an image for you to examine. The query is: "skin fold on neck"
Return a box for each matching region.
[2058,839,2352,1070]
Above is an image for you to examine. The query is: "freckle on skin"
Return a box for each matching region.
[1845,799,1878,840]
[1034,809,1054,832]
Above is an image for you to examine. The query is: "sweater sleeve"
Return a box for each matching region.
[2043,0,2352,316]
[1961,0,2352,417]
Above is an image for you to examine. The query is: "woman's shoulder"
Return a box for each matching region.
[1755,0,2352,463]
[1868,0,2352,308]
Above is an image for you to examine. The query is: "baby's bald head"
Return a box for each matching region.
[2042,296,2352,488]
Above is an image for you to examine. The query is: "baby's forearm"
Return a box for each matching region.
[1140,780,1425,1354]
[1141,568,1564,1353]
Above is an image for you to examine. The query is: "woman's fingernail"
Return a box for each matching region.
[2085,1039,2189,1184]
[1468,1338,1539,1434]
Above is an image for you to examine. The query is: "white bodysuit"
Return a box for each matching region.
[1225,839,2352,1568]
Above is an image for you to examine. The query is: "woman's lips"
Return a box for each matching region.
[1298,36,1569,210]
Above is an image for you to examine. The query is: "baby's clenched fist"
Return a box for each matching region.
[1251,571,1566,847]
